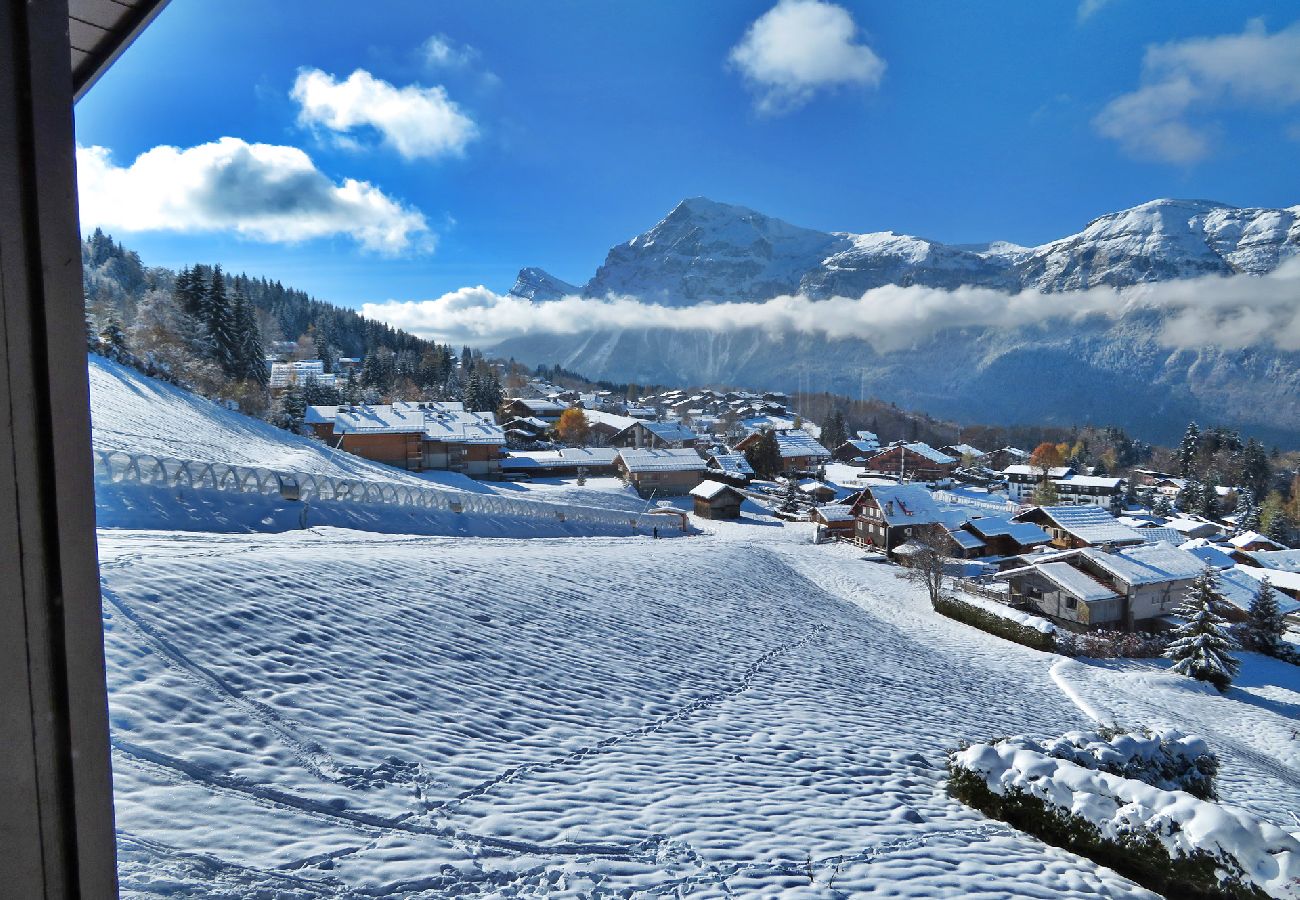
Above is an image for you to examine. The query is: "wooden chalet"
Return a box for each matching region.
[849,483,948,555]
[732,429,831,474]
[315,403,506,477]
[1002,464,1074,502]
[984,447,1030,471]
[503,398,567,424]
[1012,505,1146,550]
[959,515,1052,558]
[615,448,708,498]
[689,480,746,520]
[706,452,755,485]
[940,443,987,464]
[810,504,857,539]
[862,442,957,482]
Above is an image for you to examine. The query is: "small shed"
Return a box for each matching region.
[690,480,746,520]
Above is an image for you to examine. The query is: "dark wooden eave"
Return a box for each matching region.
[70,0,170,102]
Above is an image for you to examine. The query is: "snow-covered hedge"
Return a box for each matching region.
[950,736,1299,899]
[932,594,1057,652]
[1057,629,1169,659]
[1006,728,1218,800]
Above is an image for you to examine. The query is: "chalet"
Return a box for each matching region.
[1232,566,1300,616]
[984,447,1030,471]
[613,420,698,449]
[732,429,832,474]
[1013,505,1146,549]
[582,409,638,446]
[503,398,567,424]
[1162,517,1223,541]
[862,442,958,482]
[706,452,755,485]
[1227,530,1287,553]
[689,480,746,520]
[999,542,1211,631]
[942,527,988,559]
[960,515,1052,558]
[502,416,551,443]
[324,403,506,477]
[940,443,987,464]
[500,447,620,478]
[850,483,948,554]
[834,438,882,464]
[616,448,708,498]
[304,404,340,441]
[798,479,837,503]
[1002,464,1074,502]
[1151,477,1187,498]
[810,504,857,539]
[1052,474,1126,508]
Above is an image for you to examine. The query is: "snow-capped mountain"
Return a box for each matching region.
[496,197,1300,444]
[508,266,581,301]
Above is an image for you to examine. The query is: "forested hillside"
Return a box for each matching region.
[81,229,503,422]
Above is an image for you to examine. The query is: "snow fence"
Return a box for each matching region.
[93,449,668,533]
[950,734,1300,899]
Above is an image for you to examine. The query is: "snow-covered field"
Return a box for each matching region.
[100,516,1300,898]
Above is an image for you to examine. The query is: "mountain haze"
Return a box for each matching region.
[496,197,1300,445]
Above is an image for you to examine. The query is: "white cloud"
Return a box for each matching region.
[729,0,885,114]
[291,68,477,160]
[76,138,432,254]
[1077,0,1114,23]
[422,34,478,69]
[363,260,1300,353]
[1095,18,1300,163]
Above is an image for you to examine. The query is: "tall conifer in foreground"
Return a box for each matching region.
[1164,566,1240,691]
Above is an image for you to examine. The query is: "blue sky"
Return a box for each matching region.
[75,1,1300,309]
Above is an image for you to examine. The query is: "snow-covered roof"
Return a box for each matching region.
[798,479,835,494]
[1181,540,1237,570]
[1035,562,1120,603]
[581,409,638,432]
[304,405,339,425]
[332,404,504,444]
[889,442,957,465]
[1003,464,1073,478]
[637,420,698,443]
[855,430,878,442]
[1137,527,1187,546]
[1227,530,1286,550]
[774,430,831,460]
[812,504,856,523]
[1163,517,1222,537]
[1029,505,1146,545]
[1228,567,1300,614]
[947,529,987,551]
[996,446,1030,459]
[1054,475,1125,489]
[964,515,1051,546]
[689,479,743,501]
[1240,549,1300,574]
[509,398,566,415]
[842,438,880,453]
[943,443,985,458]
[1093,542,1206,586]
[707,453,755,476]
[617,448,707,473]
[558,447,619,464]
[865,483,943,526]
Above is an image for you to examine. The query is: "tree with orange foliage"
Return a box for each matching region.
[1029,441,1064,476]
[556,407,590,446]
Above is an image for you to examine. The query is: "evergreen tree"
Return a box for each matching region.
[1178,422,1200,477]
[1164,567,1240,691]
[1246,577,1285,654]
[98,318,128,360]
[1239,438,1271,500]
[744,429,783,479]
[1264,509,1293,547]
[206,266,239,374]
[460,345,474,373]
[1198,478,1221,519]
[1175,477,1202,514]
[779,476,802,512]
[1233,488,1260,535]
[234,290,268,387]
[820,410,848,453]
[1152,493,1174,517]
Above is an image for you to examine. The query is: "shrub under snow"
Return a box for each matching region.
[1013,728,1218,800]
[951,734,1300,899]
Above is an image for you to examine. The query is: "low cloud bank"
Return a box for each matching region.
[363,260,1300,353]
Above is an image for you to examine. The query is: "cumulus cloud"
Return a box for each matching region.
[291,68,477,160]
[363,260,1300,353]
[76,138,432,253]
[729,0,885,114]
[1096,18,1300,163]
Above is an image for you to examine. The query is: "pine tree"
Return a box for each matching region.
[821,410,848,453]
[1152,493,1174,517]
[1265,510,1293,547]
[1178,422,1200,478]
[779,476,801,512]
[1247,577,1284,654]
[1164,567,1240,691]
[1176,477,1202,514]
[234,290,268,387]
[1031,478,1060,506]
[1233,488,1259,535]
[744,429,783,479]
[206,266,239,375]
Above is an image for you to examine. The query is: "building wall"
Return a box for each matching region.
[694,495,741,519]
[340,432,422,470]
[864,447,954,482]
[625,468,703,497]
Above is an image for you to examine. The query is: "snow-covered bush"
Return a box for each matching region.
[1057,629,1169,659]
[932,594,1057,652]
[950,736,1299,899]
[1027,728,1218,800]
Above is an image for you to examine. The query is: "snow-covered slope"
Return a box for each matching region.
[88,354,435,485]
[101,524,1300,897]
